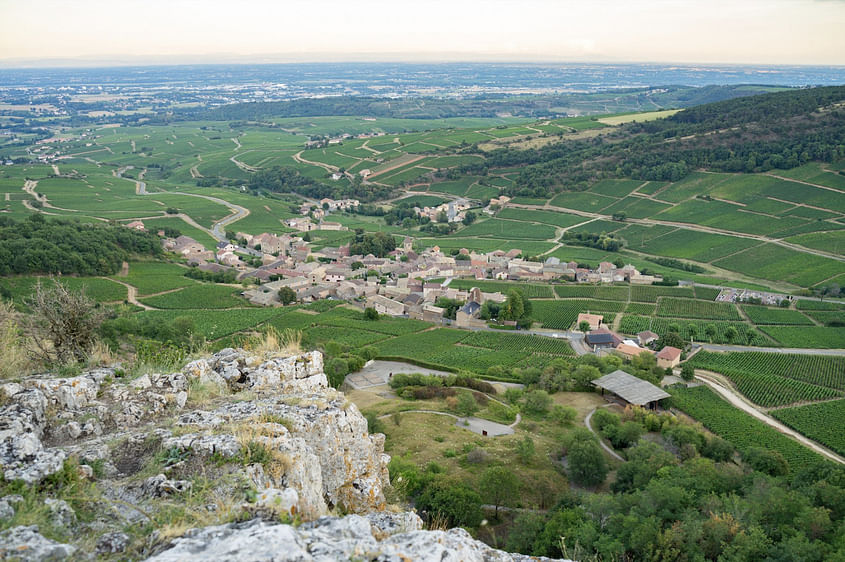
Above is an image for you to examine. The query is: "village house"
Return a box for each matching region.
[615,343,654,362]
[367,294,405,316]
[126,220,145,231]
[656,346,683,369]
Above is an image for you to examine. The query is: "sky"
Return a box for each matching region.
[1,0,844,66]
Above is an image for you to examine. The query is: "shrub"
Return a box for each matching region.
[455,392,479,417]
[466,448,490,464]
[591,409,620,433]
[550,405,577,425]
[515,435,536,464]
[605,421,643,449]
[522,390,552,416]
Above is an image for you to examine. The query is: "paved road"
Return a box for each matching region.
[694,371,845,466]
[377,410,514,437]
[697,343,845,356]
[346,360,454,389]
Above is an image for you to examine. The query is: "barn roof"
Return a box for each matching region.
[592,370,671,406]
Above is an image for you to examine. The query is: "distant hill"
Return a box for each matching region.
[485,85,845,194]
[195,85,788,122]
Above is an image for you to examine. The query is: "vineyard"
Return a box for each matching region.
[656,297,741,320]
[741,305,814,325]
[762,326,845,349]
[448,279,555,298]
[772,399,845,456]
[619,316,768,345]
[460,331,575,355]
[303,325,388,347]
[688,351,845,391]
[630,285,694,303]
[668,385,824,472]
[553,284,630,300]
[532,299,625,329]
[139,284,249,309]
[712,371,840,408]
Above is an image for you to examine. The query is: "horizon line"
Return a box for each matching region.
[3,54,845,71]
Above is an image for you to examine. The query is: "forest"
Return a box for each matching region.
[0,215,161,276]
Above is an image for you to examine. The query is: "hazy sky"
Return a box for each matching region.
[1,0,844,65]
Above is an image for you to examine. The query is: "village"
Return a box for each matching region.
[127,197,672,331]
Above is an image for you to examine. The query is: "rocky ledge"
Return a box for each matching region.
[0,348,563,560]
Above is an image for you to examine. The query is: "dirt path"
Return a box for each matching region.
[694,371,845,465]
[366,154,427,180]
[51,164,60,175]
[229,155,259,173]
[584,407,626,462]
[106,278,154,311]
[292,150,337,173]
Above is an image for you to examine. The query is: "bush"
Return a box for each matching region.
[515,435,535,464]
[503,388,523,404]
[417,480,483,527]
[591,408,620,433]
[466,448,490,464]
[550,405,577,425]
[522,390,552,416]
[605,421,643,449]
[455,392,479,417]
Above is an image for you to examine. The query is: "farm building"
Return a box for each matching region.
[577,313,604,330]
[614,343,654,361]
[656,346,683,369]
[592,370,671,409]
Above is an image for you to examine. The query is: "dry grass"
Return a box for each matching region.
[86,340,116,368]
[186,379,228,406]
[0,300,32,379]
[231,420,293,483]
[245,328,302,357]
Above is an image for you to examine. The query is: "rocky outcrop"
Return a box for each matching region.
[0,348,564,561]
[146,513,561,562]
[0,525,76,561]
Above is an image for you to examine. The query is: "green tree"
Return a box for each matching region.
[680,362,695,382]
[687,323,698,341]
[364,307,379,320]
[502,289,525,321]
[579,320,591,333]
[479,466,519,516]
[725,326,739,343]
[567,439,608,487]
[456,392,479,417]
[278,286,296,305]
[704,324,717,342]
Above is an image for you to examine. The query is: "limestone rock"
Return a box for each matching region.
[143,474,193,497]
[145,515,568,562]
[0,525,77,561]
[255,487,299,517]
[96,531,130,554]
[44,498,76,530]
